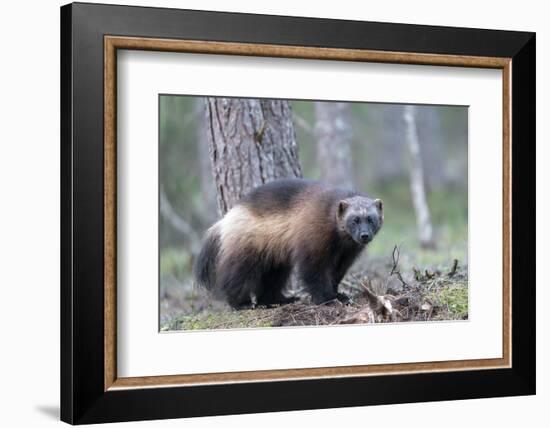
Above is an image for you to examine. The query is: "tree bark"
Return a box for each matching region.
[205,98,302,216]
[314,102,354,188]
[403,105,435,248]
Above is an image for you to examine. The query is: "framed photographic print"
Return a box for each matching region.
[60,2,536,424]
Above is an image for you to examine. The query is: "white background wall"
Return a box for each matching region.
[0,0,545,426]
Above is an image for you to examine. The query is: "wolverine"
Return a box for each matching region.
[194,178,383,308]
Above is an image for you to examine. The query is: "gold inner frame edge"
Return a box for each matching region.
[103,36,512,391]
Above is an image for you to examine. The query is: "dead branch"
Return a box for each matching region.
[448,259,459,277]
[389,245,408,287]
[159,186,201,255]
[338,281,398,323]
[390,245,400,275]
[292,113,314,135]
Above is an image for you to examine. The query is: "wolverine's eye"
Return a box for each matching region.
[353,216,360,224]
[367,216,373,224]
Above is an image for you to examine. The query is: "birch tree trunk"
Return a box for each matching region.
[416,106,444,189]
[314,102,354,188]
[205,98,302,216]
[403,105,435,248]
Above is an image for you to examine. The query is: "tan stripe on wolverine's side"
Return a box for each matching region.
[215,203,325,264]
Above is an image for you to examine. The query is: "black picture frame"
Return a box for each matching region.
[61,2,535,424]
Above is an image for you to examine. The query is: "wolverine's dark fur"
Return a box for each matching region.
[194,232,220,292]
[194,178,383,308]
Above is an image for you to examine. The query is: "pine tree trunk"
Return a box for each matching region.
[205,98,302,216]
[314,102,354,188]
[403,105,435,248]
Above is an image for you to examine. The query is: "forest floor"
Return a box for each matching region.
[160,187,469,331]
[160,247,468,331]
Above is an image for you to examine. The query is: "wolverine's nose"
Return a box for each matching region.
[360,233,370,243]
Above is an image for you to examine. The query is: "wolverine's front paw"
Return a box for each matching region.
[312,293,336,305]
[336,292,352,305]
[312,292,351,306]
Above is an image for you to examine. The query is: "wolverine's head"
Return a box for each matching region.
[337,196,383,245]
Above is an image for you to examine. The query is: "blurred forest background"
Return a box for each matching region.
[159,96,468,330]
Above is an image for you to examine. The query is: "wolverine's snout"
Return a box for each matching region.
[360,232,371,244]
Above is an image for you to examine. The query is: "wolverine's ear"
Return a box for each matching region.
[338,200,349,217]
[374,199,384,217]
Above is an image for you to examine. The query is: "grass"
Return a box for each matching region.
[162,308,275,331]
[427,282,469,320]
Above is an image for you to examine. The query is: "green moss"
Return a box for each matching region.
[162,308,277,331]
[428,283,469,320]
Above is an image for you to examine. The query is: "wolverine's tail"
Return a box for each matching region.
[193,227,221,290]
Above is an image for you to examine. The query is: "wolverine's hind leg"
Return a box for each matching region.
[216,252,263,309]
